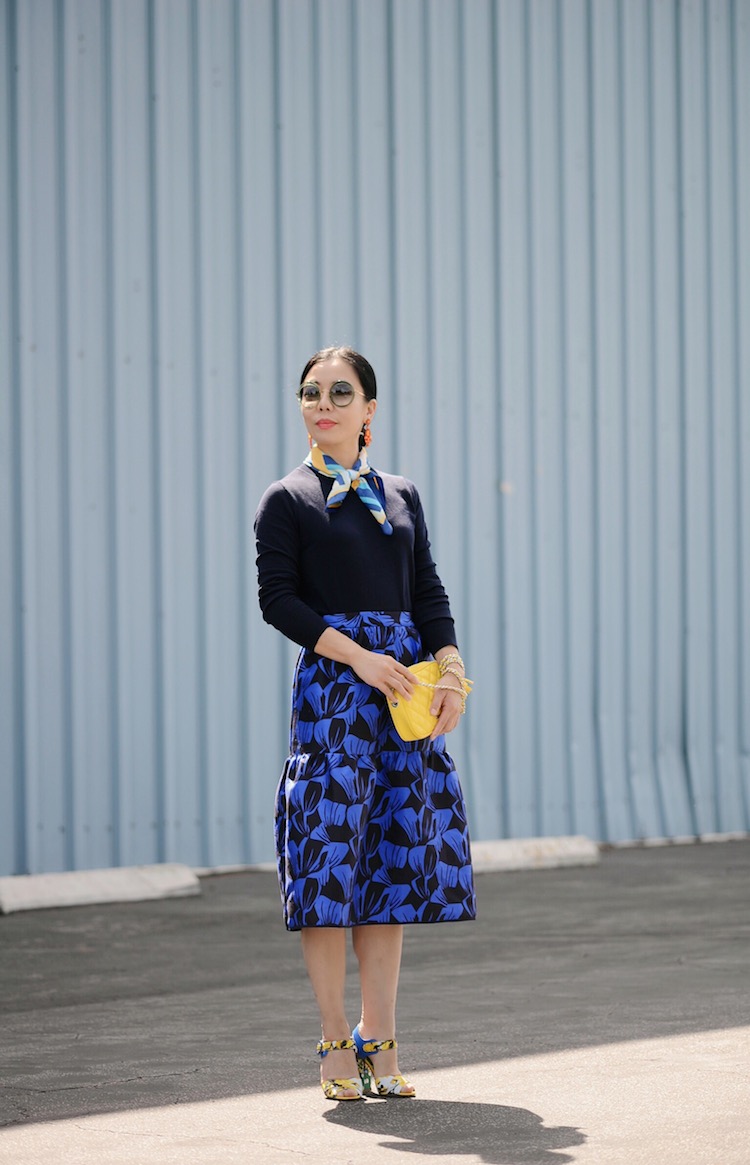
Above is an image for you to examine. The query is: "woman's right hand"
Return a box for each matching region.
[351,649,418,702]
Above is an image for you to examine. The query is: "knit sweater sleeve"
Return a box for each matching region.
[254,480,330,651]
[409,485,458,657]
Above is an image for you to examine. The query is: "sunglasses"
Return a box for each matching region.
[297,380,366,408]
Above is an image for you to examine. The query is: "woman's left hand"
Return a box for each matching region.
[429,684,464,740]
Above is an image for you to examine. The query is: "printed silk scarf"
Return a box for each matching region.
[305,444,393,535]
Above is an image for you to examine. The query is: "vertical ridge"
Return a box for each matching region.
[675,0,699,836]
[102,0,121,865]
[617,0,636,837]
[646,0,668,837]
[703,0,720,831]
[386,0,399,462]
[586,0,608,841]
[189,0,209,864]
[423,0,436,508]
[456,0,470,724]
[311,0,323,341]
[232,0,251,858]
[556,0,575,835]
[55,0,75,870]
[491,0,508,839]
[523,1,542,835]
[8,0,28,874]
[729,0,749,829]
[147,0,167,862]
[350,0,361,343]
[271,0,289,722]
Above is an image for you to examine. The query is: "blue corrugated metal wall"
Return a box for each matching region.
[1,0,748,876]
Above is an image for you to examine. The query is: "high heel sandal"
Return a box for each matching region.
[316,1038,364,1101]
[351,1024,416,1098]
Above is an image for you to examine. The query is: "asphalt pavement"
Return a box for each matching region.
[1,840,748,1164]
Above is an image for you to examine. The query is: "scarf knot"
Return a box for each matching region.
[305,445,393,535]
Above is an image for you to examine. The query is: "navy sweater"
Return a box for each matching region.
[254,463,456,655]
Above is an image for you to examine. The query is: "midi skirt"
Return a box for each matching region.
[274,611,477,930]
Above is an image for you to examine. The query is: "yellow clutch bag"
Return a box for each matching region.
[387,661,473,742]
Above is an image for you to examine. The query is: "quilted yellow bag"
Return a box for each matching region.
[387,661,473,742]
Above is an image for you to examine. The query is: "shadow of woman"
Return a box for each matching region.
[324,1097,585,1164]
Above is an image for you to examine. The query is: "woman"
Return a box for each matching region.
[255,346,476,1101]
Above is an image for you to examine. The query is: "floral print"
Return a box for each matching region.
[274,612,476,930]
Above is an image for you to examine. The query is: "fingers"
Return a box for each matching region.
[429,687,462,717]
[379,659,417,701]
[430,713,458,740]
[385,659,419,699]
[429,687,462,739]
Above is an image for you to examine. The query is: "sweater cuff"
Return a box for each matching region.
[418,618,458,659]
[261,599,329,653]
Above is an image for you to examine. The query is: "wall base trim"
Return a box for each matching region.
[0,863,201,914]
[470,836,600,873]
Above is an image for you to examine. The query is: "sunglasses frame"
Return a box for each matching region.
[297,380,366,408]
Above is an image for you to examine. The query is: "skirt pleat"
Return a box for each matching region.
[274,612,477,930]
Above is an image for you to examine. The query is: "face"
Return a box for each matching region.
[299,355,376,461]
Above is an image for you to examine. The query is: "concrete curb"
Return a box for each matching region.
[208,835,601,878]
[470,835,600,873]
[0,838,602,913]
[0,863,201,914]
[608,830,750,848]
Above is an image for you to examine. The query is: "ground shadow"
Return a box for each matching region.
[324,1098,585,1164]
[2,842,749,1128]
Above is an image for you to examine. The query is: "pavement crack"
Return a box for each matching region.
[71,1125,171,1140]
[246,1142,312,1157]
[2,1068,204,1095]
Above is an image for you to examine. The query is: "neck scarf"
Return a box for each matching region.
[305,445,393,535]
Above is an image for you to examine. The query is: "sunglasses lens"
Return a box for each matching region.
[330,381,355,406]
[298,381,357,406]
[299,384,321,405]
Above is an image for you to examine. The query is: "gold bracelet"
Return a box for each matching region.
[425,659,474,717]
[438,653,464,674]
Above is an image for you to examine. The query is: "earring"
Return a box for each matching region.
[362,421,372,447]
[308,433,313,449]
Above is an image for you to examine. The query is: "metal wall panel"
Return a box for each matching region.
[1,0,748,875]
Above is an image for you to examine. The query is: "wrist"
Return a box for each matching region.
[314,627,373,671]
[349,643,372,670]
[433,651,471,717]
[437,652,465,678]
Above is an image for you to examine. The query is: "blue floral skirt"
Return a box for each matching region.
[274,611,477,930]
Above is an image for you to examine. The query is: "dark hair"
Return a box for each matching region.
[299,346,377,401]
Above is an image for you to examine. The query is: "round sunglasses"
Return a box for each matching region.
[297,380,366,408]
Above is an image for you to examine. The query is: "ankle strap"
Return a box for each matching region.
[358,1037,397,1055]
[317,1038,355,1058]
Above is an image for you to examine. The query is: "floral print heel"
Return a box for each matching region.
[316,1038,364,1101]
[352,1025,416,1098]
